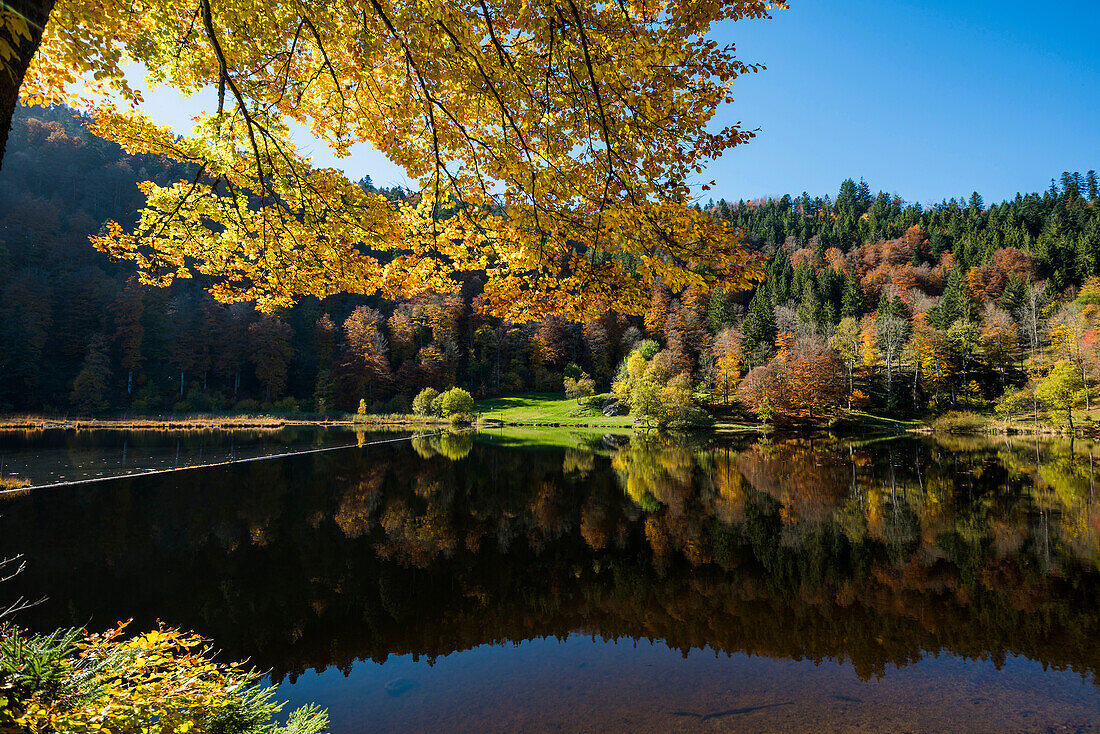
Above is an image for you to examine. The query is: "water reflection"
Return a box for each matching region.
[0,427,374,486]
[2,431,1100,726]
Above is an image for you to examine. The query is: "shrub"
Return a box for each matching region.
[387,394,411,414]
[564,372,596,404]
[272,397,300,413]
[412,387,440,416]
[850,389,871,410]
[357,398,368,415]
[439,387,474,417]
[430,394,444,416]
[0,624,328,733]
[234,399,262,413]
[931,411,989,434]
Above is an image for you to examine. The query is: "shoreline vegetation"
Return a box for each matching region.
[3,110,1100,447]
[1,394,1094,436]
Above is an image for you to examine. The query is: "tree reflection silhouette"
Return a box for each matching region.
[2,433,1099,685]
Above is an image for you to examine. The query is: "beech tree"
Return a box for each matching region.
[1,0,777,319]
[1038,361,1085,431]
[829,317,860,408]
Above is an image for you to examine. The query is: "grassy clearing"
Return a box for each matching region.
[475,393,635,427]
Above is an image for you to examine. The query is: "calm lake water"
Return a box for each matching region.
[2,428,1100,732]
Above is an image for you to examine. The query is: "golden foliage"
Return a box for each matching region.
[19,0,777,319]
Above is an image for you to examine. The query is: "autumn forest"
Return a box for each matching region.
[0,105,1097,429]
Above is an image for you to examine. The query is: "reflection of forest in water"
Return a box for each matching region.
[0,426,373,485]
[3,432,1100,684]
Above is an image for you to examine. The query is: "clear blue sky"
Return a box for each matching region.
[707,0,1100,205]
[140,0,1100,206]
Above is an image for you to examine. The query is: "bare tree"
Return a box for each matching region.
[1016,282,1048,360]
[876,316,908,405]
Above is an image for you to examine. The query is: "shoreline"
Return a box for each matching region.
[0,410,1090,437]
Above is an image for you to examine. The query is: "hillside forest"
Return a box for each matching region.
[3,105,1100,426]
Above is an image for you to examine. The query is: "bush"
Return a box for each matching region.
[386,394,410,414]
[412,387,440,416]
[439,387,474,417]
[564,372,596,403]
[931,411,989,434]
[234,399,262,413]
[271,397,299,413]
[0,624,328,733]
[130,383,161,413]
[430,394,444,416]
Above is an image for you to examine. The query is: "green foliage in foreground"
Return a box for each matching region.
[0,623,327,734]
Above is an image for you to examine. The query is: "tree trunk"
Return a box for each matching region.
[847,365,853,410]
[1080,362,1090,411]
[0,0,56,169]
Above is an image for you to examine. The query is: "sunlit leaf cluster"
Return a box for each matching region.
[21,0,779,318]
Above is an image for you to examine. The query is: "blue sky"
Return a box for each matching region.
[708,0,1100,205]
[141,0,1100,206]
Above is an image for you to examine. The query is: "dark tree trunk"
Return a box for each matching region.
[0,0,56,169]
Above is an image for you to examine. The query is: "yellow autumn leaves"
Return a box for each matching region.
[17,0,776,319]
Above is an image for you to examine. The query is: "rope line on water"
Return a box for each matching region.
[0,428,476,496]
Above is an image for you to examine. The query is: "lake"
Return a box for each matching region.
[2,428,1099,732]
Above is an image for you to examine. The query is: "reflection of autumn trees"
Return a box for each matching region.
[4,435,1100,685]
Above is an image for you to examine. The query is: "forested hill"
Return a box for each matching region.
[1,104,1097,419]
[709,175,1100,290]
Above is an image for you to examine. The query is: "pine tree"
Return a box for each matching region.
[71,335,113,413]
[707,288,732,332]
[1000,274,1026,319]
[934,266,974,328]
[1061,171,1080,201]
[797,277,822,328]
[1087,170,1099,201]
[841,271,863,318]
[741,287,776,364]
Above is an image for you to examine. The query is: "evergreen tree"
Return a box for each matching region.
[797,278,822,329]
[707,288,732,332]
[1061,171,1080,201]
[1087,170,1098,201]
[741,287,776,364]
[933,266,974,328]
[1000,274,1027,317]
[313,369,336,413]
[841,271,863,318]
[70,335,113,413]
